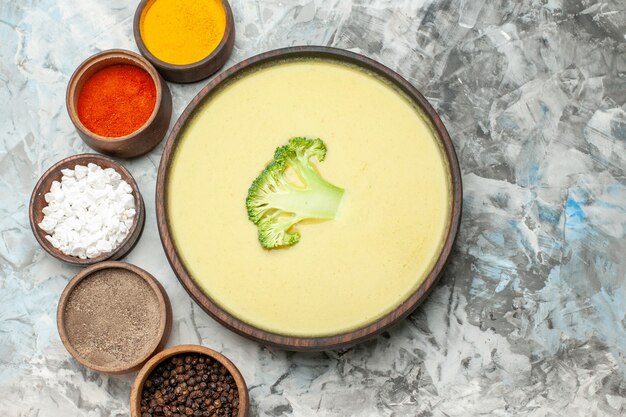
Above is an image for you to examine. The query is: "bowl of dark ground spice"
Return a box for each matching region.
[130,345,249,417]
[57,261,172,374]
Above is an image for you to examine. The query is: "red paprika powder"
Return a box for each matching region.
[77,64,156,138]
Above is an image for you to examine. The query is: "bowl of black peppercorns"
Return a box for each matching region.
[130,345,249,417]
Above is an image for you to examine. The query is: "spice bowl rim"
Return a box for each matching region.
[67,49,165,144]
[57,261,173,375]
[29,153,145,266]
[132,0,235,83]
[130,344,250,417]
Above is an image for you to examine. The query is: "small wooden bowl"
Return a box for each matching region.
[133,0,235,83]
[29,154,145,265]
[130,345,249,417]
[66,49,172,158]
[57,261,173,374]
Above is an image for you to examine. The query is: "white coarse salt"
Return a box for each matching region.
[38,164,136,259]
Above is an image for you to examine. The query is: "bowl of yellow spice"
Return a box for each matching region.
[134,0,235,83]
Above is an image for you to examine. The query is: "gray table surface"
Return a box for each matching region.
[1,0,625,416]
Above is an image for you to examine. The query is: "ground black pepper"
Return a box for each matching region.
[64,268,160,368]
[141,353,239,417]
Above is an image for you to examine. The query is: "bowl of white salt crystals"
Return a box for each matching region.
[29,154,145,265]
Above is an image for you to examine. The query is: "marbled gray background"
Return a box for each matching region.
[1,0,625,415]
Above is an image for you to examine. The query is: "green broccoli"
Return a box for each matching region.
[246,137,345,249]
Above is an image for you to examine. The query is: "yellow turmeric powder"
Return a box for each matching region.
[140,0,226,65]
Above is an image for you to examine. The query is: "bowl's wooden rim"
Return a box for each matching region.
[29,153,145,265]
[130,344,249,417]
[155,46,463,350]
[57,261,172,374]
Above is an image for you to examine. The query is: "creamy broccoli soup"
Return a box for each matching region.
[167,59,452,337]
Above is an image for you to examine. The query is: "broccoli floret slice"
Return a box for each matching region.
[246,137,345,249]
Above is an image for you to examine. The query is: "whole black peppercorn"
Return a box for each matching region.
[142,353,240,417]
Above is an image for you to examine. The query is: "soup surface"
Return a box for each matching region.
[167,59,452,337]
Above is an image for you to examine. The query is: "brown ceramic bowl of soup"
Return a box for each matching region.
[156,47,462,350]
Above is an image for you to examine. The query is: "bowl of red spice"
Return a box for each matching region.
[130,345,249,417]
[67,49,172,158]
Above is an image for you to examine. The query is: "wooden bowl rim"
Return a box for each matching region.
[130,344,249,417]
[156,46,463,350]
[57,261,172,374]
[132,0,235,70]
[66,49,164,143]
[29,153,145,265]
